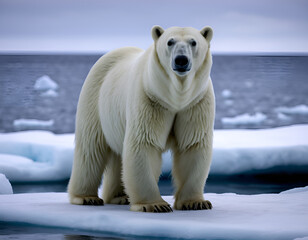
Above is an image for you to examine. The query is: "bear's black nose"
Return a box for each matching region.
[173,55,191,73]
[174,55,189,68]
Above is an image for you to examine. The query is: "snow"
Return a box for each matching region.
[34,75,58,91]
[0,125,308,182]
[0,188,307,240]
[40,89,59,97]
[221,112,267,125]
[275,104,308,115]
[13,119,54,131]
[0,173,13,194]
[221,89,232,98]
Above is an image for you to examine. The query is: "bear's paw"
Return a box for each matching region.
[70,196,104,206]
[131,201,173,213]
[176,199,212,211]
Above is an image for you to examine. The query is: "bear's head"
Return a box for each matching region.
[149,26,213,111]
[152,26,213,78]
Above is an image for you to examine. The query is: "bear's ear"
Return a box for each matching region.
[151,25,164,42]
[200,26,213,42]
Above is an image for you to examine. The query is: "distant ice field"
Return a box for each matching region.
[0,125,307,183]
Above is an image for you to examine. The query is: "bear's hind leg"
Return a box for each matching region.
[102,151,129,205]
[68,132,107,205]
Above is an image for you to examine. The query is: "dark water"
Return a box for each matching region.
[0,54,308,133]
[0,222,138,240]
[10,173,308,195]
[1,54,308,239]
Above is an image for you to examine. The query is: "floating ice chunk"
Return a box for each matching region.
[0,173,13,194]
[34,75,58,91]
[212,125,308,174]
[221,89,232,98]
[0,154,52,182]
[0,131,74,182]
[221,112,267,125]
[0,189,307,239]
[275,104,308,115]
[277,112,292,121]
[13,119,54,131]
[40,89,59,97]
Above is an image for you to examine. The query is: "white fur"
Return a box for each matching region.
[68,26,215,212]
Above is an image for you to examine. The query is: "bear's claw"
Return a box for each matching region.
[71,196,104,206]
[70,195,104,205]
[131,202,173,213]
[180,200,212,210]
[83,197,104,205]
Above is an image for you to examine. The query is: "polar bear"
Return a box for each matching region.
[68,26,215,212]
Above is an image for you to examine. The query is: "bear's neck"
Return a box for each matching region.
[143,46,211,113]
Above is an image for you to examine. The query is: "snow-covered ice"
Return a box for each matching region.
[13,119,54,131]
[0,188,307,240]
[0,125,307,182]
[221,112,267,125]
[34,75,58,91]
[210,124,308,175]
[275,104,308,115]
[0,173,13,194]
[0,131,73,182]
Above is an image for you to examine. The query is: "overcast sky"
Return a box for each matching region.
[0,0,307,53]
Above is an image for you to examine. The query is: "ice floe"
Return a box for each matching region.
[34,75,58,91]
[0,125,307,182]
[0,131,73,182]
[275,104,308,115]
[0,188,307,239]
[277,112,292,121]
[13,119,54,131]
[40,89,59,97]
[0,173,13,194]
[221,112,267,125]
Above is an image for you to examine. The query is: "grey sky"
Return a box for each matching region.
[0,0,307,53]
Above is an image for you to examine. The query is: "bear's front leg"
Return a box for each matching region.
[173,145,213,210]
[122,141,172,213]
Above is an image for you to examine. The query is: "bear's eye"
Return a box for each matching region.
[191,40,197,47]
[167,39,175,47]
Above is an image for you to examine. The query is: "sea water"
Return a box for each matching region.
[1,54,308,133]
